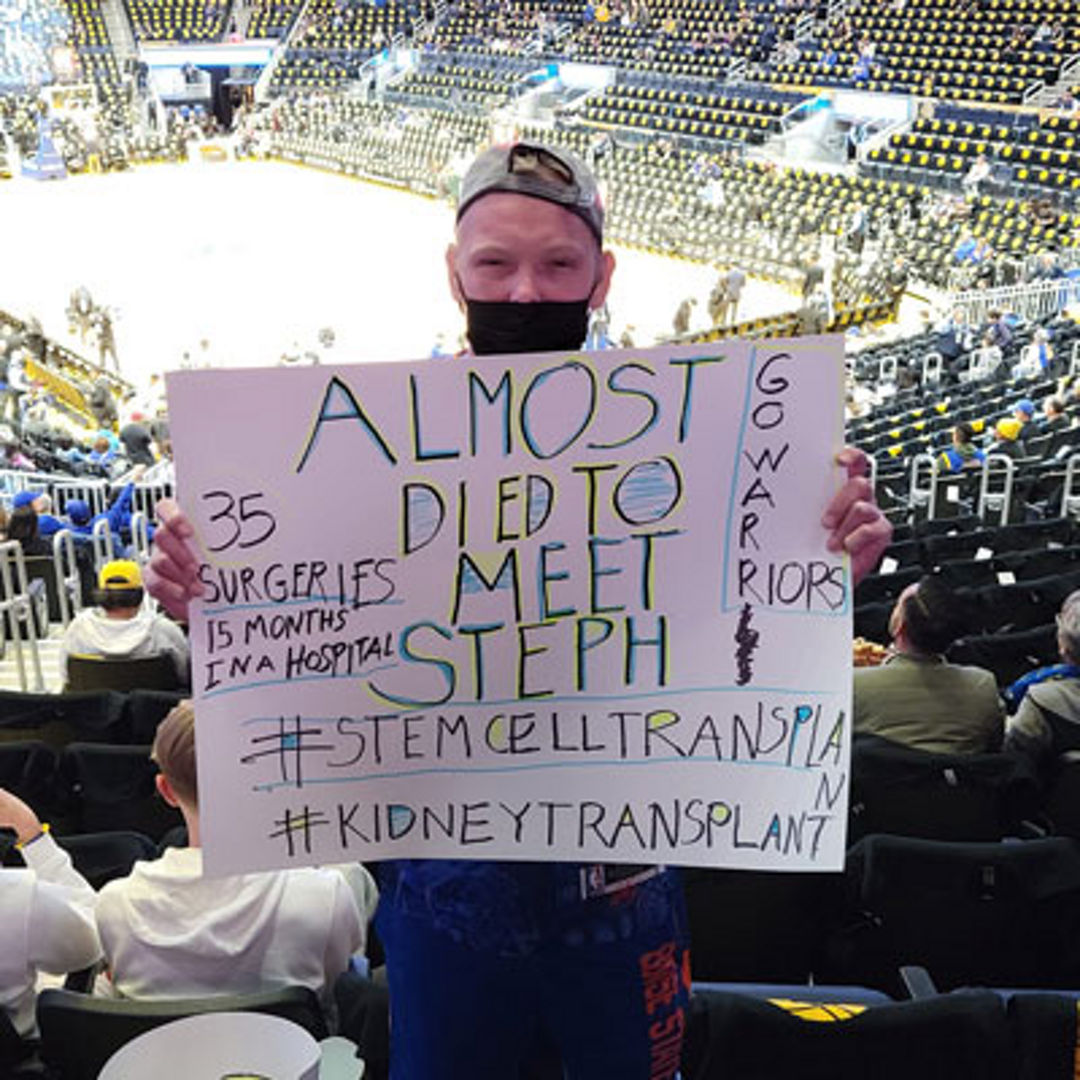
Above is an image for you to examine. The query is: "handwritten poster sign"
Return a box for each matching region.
[167,337,852,877]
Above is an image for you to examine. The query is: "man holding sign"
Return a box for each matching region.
[147,142,890,1079]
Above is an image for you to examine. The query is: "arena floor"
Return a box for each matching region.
[0,155,803,389]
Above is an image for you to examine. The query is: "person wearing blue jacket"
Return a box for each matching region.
[141,141,894,1080]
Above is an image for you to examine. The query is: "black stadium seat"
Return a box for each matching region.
[681,988,1012,1080]
[947,624,1060,688]
[54,830,159,889]
[59,743,182,841]
[37,986,329,1080]
[64,654,184,695]
[826,835,1080,995]
[847,735,1040,844]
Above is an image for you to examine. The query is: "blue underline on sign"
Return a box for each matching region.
[201,662,400,699]
[202,596,404,616]
[218,681,841,711]
[249,752,819,791]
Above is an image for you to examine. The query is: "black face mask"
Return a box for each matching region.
[465,298,591,356]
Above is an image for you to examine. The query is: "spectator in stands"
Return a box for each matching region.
[939,422,985,473]
[1,442,34,470]
[59,559,190,686]
[0,786,100,1039]
[12,489,62,539]
[723,264,746,324]
[119,416,156,467]
[885,255,908,297]
[87,377,118,431]
[1005,589,1080,770]
[144,139,893,1080]
[1040,396,1070,434]
[846,202,869,253]
[64,478,145,551]
[1030,328,1055,373]
[87,435,118,475]
[95,701,377,1018]
[1013,398,1036,429]
[953,229,978,264]
[672,295,695,335]
[936,306,975,367]
[1030,251,1064,281]
[802,258,826,307]
[6,506,50,558]
[989,416,1027,460]
[963,154,992,198]
[854,575,1004,754]
[984,310,1013,352]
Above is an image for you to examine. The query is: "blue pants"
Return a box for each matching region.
[375,860,690,1080]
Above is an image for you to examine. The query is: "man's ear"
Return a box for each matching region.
[156,772,181,808]
[446,243,466,311]
[589,250,617,311]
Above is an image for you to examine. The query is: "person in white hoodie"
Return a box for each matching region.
[58,559,190,687]
[0,787,101,1039]
[94,701,378,1023]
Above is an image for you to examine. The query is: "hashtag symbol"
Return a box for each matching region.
[268,805,330,857]
[240,715,334,788]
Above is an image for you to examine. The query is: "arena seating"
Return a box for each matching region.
[756,0,1079,105]
[270,0,416,92]
[0,0,70,90]
[866,111,1080,203]
[552,0,808,82]
[426,0,573,55]
[577,82,793,147]
[388,59,522,111]
[124,0,230,41]
[246,0,305,40]
[270,98,487,192]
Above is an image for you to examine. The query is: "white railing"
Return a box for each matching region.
[951,276,1080,326]
[1022,79,1046,105]
[129,511,153,566]
[978,453,1015,526]
[52,529,83,629]
[91,517,116,575]
[1062,455,1080,519]
[857,114,911,162]
[0,540,45,692]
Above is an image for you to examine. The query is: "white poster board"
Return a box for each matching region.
[168,337,852,876]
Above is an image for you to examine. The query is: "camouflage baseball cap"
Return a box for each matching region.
[457,141,604,242]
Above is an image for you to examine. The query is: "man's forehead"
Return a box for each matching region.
[455,191,601,248]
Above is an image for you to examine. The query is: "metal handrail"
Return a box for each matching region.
[978,453,1015,526]
[0,540,45,692]
[91,517,115,573]
[922,352,943,387]
[1061,454,1080,519]
[908,452,936,517]
[129,511,152,566]
[52,529,82,628]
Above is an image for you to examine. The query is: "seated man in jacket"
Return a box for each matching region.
[854,575,1004,754]
[95,701,378,1024]
[0,787,100,1040]
[1005,588,1080,769]
[59,559,190,687]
